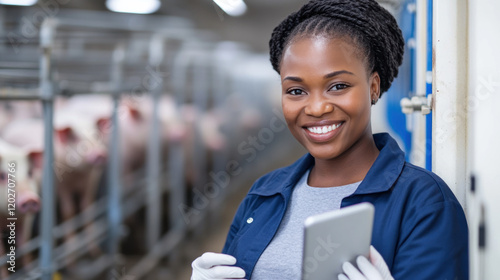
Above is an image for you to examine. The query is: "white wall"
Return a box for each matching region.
[432,0,468,208]
[466,0,500,279]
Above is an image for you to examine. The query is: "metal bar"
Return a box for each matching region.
[146,34,164,250]
[211,49,230,206]
[169,47,190,231]
[48,19,190,38]
[0,69,39,78]
[0,8,193,35]
[192,50,209,195]
[54,9,194,33]
[53,220,108,267]
[172,48,191,106]
[39,18,57,280]
[106,44,125,267]
[0,193,108,264]
[168,127,186,231]
[128,229,185,278]
[409,0,428,168]
[0,236,39,262]
[193,51,210,111]
[0,94,40,100]
[122,184,147,218]
[52,196,107,238]
[68,255,113,280]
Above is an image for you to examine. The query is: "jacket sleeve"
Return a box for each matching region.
[391,200,469,279]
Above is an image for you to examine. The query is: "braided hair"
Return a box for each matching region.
[269,0,404,95]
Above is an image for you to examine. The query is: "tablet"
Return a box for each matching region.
[301,202,375,280]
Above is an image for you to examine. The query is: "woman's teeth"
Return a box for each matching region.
[306,123,342,134]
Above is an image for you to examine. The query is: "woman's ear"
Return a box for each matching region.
[370,72,381,103]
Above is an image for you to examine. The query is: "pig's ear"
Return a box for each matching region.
[29,151,43,170]
[55,127,73,144]
[97,117,111,134]
[126,104,142,121]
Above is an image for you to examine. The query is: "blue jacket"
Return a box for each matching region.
[222,133,468,279]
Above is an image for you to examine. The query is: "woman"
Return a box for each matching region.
[191,0,469,279]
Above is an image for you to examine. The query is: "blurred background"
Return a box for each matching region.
[0,0,498,279]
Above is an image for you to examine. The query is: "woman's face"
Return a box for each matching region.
[280,36,380,160]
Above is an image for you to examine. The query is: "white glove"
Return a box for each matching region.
[338,246,393,280]
[191,252,246,280]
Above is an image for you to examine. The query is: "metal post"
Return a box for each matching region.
[410,0,429,168]
[39,18,57,280]
[211,45,234,205]
[173,47,190,106]
[146,34,164,250]
[169,49,189,231]
[432,0,467,207]
[107,44,125,266]
[192,51,209,196]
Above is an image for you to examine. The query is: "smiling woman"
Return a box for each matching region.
[280,37,380,187]
[191,0,469,280]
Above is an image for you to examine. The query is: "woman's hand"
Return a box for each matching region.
[191,252,246,280]
[338,246,393,280]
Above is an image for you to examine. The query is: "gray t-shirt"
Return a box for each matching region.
[251,169,361,280]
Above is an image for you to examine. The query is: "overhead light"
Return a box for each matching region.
[213,0,247,17]
[106,0,161,14]
[0,0,37,6]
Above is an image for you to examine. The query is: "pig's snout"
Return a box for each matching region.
[167,126,187,142]
[87,151,107,165]
[18,193,41,213]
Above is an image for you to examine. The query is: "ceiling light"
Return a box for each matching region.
[0,0,37,6]
[106,0,161,14]
[212,0,247,17]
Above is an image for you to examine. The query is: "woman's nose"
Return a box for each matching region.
[304,94,334,117]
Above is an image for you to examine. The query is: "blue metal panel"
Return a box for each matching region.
[386,0,415,160]
[425,0,433,171]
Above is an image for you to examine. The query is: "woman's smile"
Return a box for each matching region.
[302,120,344,143]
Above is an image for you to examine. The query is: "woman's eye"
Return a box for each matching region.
[330,84,349,91]
[287,89,305,95]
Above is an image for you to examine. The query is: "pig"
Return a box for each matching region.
[0,101,43,132]
[1,119,44,185]
[2,114,108,260]
[62,94,152,184]
[197,109,227,152]
[0,104,9,133]
[0,138,42,278]
[52,110,108,258]
[61,94,187,190]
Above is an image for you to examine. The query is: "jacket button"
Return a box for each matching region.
[246,217,254,224]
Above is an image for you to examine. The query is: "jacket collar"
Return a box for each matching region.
[248,133,405,196]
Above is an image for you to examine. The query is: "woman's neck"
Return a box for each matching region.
[308,132,380,188]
